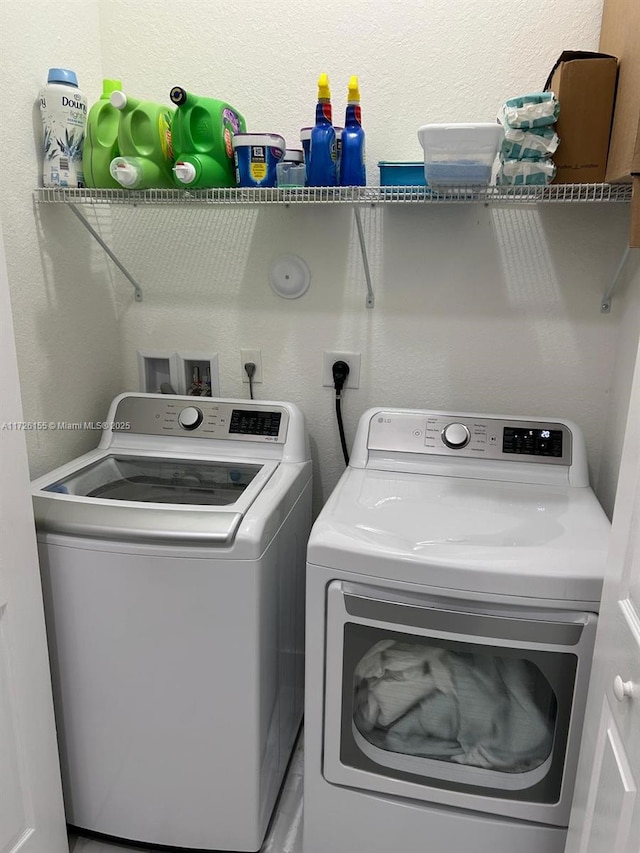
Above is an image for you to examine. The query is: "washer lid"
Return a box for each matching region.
[44,454,262,505]
[32,451,279,546]
[307,468,610,604]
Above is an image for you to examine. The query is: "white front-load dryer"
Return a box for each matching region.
[32,393,312,851]
[304,407,610,853]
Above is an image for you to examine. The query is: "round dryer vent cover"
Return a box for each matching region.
[269,254,311,299]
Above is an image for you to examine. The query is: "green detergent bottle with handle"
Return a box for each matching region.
[109,90,175,189]
[83,79,123,188]
[169,87,246,188]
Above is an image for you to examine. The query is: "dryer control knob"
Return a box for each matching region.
[442,422,470,449]
[178,406,203,430]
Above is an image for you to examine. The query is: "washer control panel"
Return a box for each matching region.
[368,411,572,465]
[112,397,289,443]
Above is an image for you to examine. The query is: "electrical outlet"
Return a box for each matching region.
[322,352,361,389]
[241,349,263,384]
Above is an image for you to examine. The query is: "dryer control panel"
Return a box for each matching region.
[111,396,289,443]
[367,411,572,465]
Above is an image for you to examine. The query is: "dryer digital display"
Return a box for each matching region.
[503,427,563,458]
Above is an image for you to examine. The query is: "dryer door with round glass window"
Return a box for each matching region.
[322,581,597,827]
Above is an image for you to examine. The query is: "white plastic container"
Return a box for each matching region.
[283,148,304,164]
[417,123,503,186]
[39,68,87,188]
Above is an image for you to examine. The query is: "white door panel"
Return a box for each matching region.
[0,226,68,853]
[0,607,31,850]
[582,698,637,853]
[567,336,640,853]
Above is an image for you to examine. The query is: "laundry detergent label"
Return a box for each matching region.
[159,112,173,161]
[222,108,243,159]
[250,146,267,181]
[223,108,242,134]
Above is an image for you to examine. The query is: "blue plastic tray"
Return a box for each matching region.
[378,161,427,186]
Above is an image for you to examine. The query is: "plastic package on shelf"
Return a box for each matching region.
[501,126,559,161]
[497,159,557,185]
[500,92,559,130]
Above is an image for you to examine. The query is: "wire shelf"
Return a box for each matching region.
[34,183,633,206]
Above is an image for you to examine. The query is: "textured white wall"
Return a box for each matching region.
[99,0,605,179]
[108,199,636,513]
[0,0,126,476]
[1,0,638,519]
[596,262,640,517]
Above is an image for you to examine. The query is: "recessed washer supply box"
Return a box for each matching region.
[417,123,503,186]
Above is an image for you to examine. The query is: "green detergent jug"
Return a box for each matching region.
[83,79,123,188]
[169,87,246,188]
[109,90,174,189]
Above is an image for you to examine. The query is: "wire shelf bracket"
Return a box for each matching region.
[601,245,633,314]
[353,206,375,308]
[68,202,143,302]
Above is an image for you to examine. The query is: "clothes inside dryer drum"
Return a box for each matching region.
[46,455,262,506]
[353,639,556,773]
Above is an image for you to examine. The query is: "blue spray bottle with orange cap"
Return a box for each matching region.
[339,76,366,186]
[307,73,337,187]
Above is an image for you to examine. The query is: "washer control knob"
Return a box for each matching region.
[442,422,471,449]
[178,406,203,430]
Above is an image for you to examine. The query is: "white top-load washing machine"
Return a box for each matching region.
[304,408,610,853]
[32,393,312,852]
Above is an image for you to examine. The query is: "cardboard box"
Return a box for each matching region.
[599,0,640,183]
[544,51,618,184]
[600,0,640,246]
[632,177,640,248]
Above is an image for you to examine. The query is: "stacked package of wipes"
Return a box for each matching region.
[497,93,559,185]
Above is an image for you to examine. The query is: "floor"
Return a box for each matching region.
[67,733,304,853]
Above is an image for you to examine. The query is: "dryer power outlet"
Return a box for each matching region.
[322,352,361,389]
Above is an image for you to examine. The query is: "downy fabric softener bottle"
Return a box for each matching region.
[339,76,366,186]
[39,68,87,187]
[307,73,337,187]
